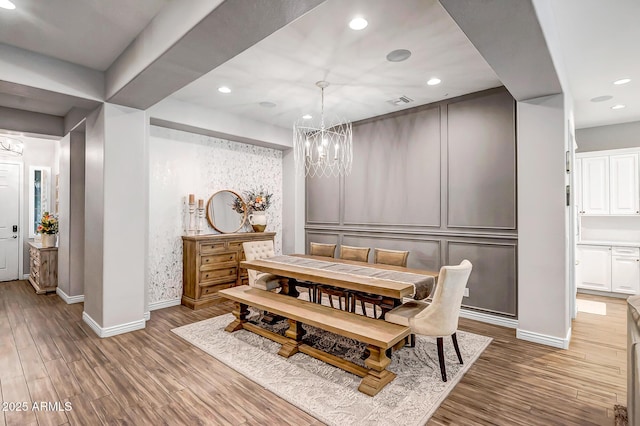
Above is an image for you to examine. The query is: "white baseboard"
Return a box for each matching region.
[23,274,30,280]
[144,311,150,321]
[56,287,85,304]
[82,311,146,338]
[459,308,518,329]
[516,326,572,349]
[149,298,181,311]
[577,288,631,299]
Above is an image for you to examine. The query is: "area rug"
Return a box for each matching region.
[172,310,491,426]
[614,405,628,426]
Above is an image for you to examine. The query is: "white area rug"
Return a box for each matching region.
[577,298,607,315]
[172,313,491,425]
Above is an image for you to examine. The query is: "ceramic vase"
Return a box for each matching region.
[41,234,57,248]
[248,211,267,232]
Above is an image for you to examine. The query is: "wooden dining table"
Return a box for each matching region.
[239,254,439,307]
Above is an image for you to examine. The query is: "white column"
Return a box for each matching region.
[516,94,572,348]
[282,149,306,254]
[83,103,148,337]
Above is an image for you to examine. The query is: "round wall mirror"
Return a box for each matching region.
[206,190,247,234]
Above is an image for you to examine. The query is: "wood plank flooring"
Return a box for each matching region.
[0,280,627,425]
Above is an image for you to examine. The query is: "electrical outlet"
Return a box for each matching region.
[464,288,469,297]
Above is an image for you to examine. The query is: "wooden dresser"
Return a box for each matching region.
[182,232,276,309]
[28,242,58,294]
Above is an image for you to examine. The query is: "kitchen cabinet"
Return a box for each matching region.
[611,247,640,294]
[578,245,640,294]
[579,245,611,291]
[581,156,610,215]
[610,154,639,215]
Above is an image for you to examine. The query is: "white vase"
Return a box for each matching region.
[248,211,267,232]
[41,234,57,248]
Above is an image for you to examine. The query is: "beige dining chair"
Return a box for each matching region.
[242,241,286,291]
[339,245,370,262]
[310,242,337,258]
[385,260,472,382]
[373,248,409,267]
[352,248,410,318]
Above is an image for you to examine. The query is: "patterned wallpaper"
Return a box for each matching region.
[148,126,283,305]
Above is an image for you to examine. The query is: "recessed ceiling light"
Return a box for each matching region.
[302,114,312,120]
[0,0,16,9]
[611,104,626,110]
[386,49,411,62]
[218,86,231,94]
[349,17,368,30]
[427,77,441,86]
[590,95,613,102]
[613,78,631,85]
[259,101,276,108]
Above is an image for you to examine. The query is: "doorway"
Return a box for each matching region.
[0,162,21,281]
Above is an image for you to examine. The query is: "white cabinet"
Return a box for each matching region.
[575,158,583,215]
[581,156,610,215]
[610,154,639,215]
[579,245,612,291]
[578,245,640,294]
[612,247,640,294]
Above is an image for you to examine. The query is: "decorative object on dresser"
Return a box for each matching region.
[206,190,248,234]
[181,232,276,309]
[244,188,272,232]
[28,242,58,294]
[37,211,58,248]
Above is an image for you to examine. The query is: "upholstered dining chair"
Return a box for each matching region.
[300,242,338,302]
[373,248,409,267]
[352,248,410,318]
[317,245,370,310]
[310,242,337,258]
[242,241,286,291]
[385,260,472,382]
[339,245,371,262]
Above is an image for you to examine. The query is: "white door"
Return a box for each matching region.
[611,247,640,294]
[0,162,20,282]
[610,154,639,215]
[578,245,611,291]
[582,156,610,215]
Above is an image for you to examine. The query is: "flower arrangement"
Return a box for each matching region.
[244,188,273,212]
[37,212,58,235]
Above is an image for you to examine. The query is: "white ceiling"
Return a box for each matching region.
[0,0,168,71]
[169,0,502,129]
[2,0,638,131]
[549,0,640,129]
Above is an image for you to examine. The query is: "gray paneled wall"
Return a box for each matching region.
[306,87,518,317]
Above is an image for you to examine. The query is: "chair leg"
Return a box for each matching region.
[328,294,335,309]
[451,333,463,365]
[372,304,378,319]
[409,334,415,347]
[437,337,447,382]
[360,300,367,317]
[338,296,343,310]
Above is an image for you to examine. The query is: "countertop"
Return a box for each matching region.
[578,240,640,248]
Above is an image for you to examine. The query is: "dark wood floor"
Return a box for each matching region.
[0,280,627,425]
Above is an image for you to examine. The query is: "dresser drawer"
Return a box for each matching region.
[199,241,227,254]
[200,267,237,283]
[199,282,234,298]
[201,252,237,269]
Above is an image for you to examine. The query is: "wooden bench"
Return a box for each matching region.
[219,285,411,396]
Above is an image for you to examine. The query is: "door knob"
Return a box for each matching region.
[12,235,17,239]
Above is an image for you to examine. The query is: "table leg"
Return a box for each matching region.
[225,302,249,332]
[278,319,304,358]
[358,345,396,396]
[285,278,300,298]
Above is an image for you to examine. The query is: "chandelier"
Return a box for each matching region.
[293,81,352,178]
[0,136,23,156]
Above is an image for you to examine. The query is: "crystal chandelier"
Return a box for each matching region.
[293,81,352,178]
[0,136,23,156]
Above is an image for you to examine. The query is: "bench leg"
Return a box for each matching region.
[278,319,303,358]
[224,302,249,332]
[358,345,396,396]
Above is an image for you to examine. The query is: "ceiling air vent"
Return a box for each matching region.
[387,96,413,106]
